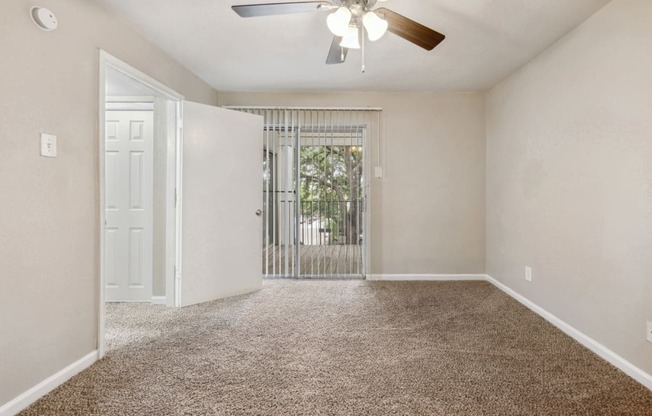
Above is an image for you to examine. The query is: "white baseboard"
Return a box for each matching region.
[151,296,167,305]
[485,274,652,391]
[369,272,652,390]
[2,274,649,416]
[0,350,98,416]
[367,274,487,281]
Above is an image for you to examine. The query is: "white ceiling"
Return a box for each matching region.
[96,0,610,92]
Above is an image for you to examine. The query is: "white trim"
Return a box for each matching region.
[485,274,652,391]
[151,296,167,305]
[105,97,155,111]
[224,106,383,111]
[368,272,652,390]
[165,99,181,308]
[98,50,184,359]
[3,275,649,416]
[101,52,184,101]
[367,274,487,281]
[362,121,373,279]
[174,102,184,308]
[0,351,98,416]
[98,50,107,359]
[106,96,156,103]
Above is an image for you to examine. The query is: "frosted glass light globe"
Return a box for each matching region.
[363,11,388,41]
[340,25,361,49]
[327,7,352,37]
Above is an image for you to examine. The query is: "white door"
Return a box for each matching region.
[105,111,154,301]
[180,102,263,306]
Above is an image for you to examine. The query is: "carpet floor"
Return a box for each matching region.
[21,280,652,415]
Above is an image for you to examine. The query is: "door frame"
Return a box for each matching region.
[98,50,184,357]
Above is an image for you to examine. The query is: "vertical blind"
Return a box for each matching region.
[227,107,382,278]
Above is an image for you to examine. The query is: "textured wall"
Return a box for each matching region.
[486,0,652,375]
[219,91,487,276]
[0,0,218,406]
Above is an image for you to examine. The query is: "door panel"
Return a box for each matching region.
[105,227,118,287]
[105,111,154,301]
[180,101,264,307]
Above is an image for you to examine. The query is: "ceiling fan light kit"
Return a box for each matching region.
[326,4,386,42]
[340,25,361,49]
[362,11,387,41]
[232,0,445,70]
[326,6,351,36]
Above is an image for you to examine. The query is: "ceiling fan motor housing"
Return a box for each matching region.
[335,0,377,13]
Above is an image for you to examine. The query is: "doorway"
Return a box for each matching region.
[228,107,379,279]
[100,52,265,357]
[297,126,365,277]
[99,51,183,356]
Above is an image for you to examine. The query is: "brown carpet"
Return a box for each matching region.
[21,280,652,415]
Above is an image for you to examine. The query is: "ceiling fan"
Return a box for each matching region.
[232,0,445,70]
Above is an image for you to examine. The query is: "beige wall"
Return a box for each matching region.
[220,92,486,276]
[486,0,652,375]
[0,0,218,406]
[4,0,648,407]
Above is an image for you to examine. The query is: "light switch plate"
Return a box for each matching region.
[40,133,57,157]
[525,266,532,282]
[374,166,383,178]
[647,322,652,343]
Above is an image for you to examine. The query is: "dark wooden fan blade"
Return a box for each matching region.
[326,36,348,64]
[376,7,445,51]
[233,1,330,17]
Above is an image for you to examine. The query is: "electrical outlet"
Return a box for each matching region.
[525,266,532,282]
[647,322,652,343]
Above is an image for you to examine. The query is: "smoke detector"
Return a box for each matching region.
[30,6,58,31]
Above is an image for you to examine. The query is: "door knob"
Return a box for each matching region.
[255,209,263,216]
